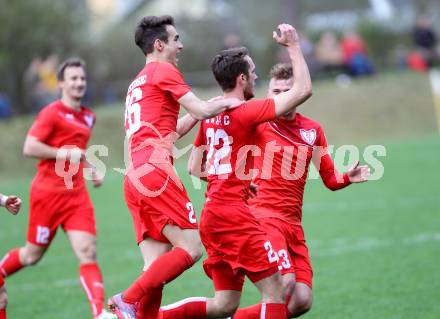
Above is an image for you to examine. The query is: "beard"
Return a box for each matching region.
[243,84,254,101]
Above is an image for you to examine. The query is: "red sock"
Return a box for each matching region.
[234,303,287,319]
[136,286,163,319]
[0,309,6,319]
[263,303,286,319]
[123,248,194,303]
[158,297,207,319]
[0,249,23,277]
[79,263,105,318]
[233,304,261,319]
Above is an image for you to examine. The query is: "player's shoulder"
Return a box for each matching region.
[244,98,274,108]
[81,105,95,117]
[229,98,272,115]
[128,68,148,93]
[37,100,62,116]
[154,61,181,75]
[149,61,184,84]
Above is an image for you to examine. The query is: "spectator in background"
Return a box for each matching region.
[315,31,345,77]
[222,33,242,50]
[38,54,59,104]
[24,57,45,112]
[0,94,12,120]
[413,15,438,67]
[24,55,59,112]
[299,32,320,77]
[277,32,319,77]
[341,31,374,77]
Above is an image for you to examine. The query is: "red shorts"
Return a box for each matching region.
[124,167,198,245]
[0,275,4,288]
[200,201,279,291]
[258,217,313,288]
[27,186,96,246]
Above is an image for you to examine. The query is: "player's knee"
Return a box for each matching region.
[180,241,203,263]
[214,298,240,317]
[188,241,203,262]
[296,297,312,315]
[288,291,312,317]
[0,290,8,309]
[78,242,97,262]
[282,279,296,299]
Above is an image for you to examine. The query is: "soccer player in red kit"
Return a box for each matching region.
[0,193,21,319]
[156,24,312,319]
[0,59,114,319]
[234,63,370,318]
[107,16,241,319]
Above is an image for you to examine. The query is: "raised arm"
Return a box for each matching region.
[272,24,312,117]
[178,92,242,120]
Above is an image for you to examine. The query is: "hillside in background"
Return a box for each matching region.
[0,71,437,180]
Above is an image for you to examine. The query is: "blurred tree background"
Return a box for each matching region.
[0,0,439,114]
[0,0,88,114]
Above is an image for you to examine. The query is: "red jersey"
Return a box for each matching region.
[125,62,191,168]
[249,113,350,224]
[28,100,95,192]
[193,99,276,204]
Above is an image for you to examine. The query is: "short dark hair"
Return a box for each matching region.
[211,47,250,92]
[269,63,293,80]
[57,58,86,81]
[135,15,175,55]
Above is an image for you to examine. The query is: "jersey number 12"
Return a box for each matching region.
[205,128,232,175]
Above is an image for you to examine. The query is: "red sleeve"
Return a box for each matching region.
[193,123,205,147]
[28,107,56,142]
[314,126,351,191]
[255,122,266,138]
[236,99,276,128]
[153,62,191,100]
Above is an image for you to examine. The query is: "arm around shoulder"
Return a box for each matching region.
[179,91,241,120]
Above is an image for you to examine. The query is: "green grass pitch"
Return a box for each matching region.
[1,134,439,318]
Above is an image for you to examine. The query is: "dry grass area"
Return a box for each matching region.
[0,70,437,179]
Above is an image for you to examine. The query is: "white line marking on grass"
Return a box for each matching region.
[310,232,440,257]
[303,195,440,214]
[7,232,440,292]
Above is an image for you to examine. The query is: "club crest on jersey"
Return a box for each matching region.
[84,114,94,128]
[300,129,316,145]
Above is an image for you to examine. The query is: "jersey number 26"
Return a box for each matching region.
[125,87,142,138]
